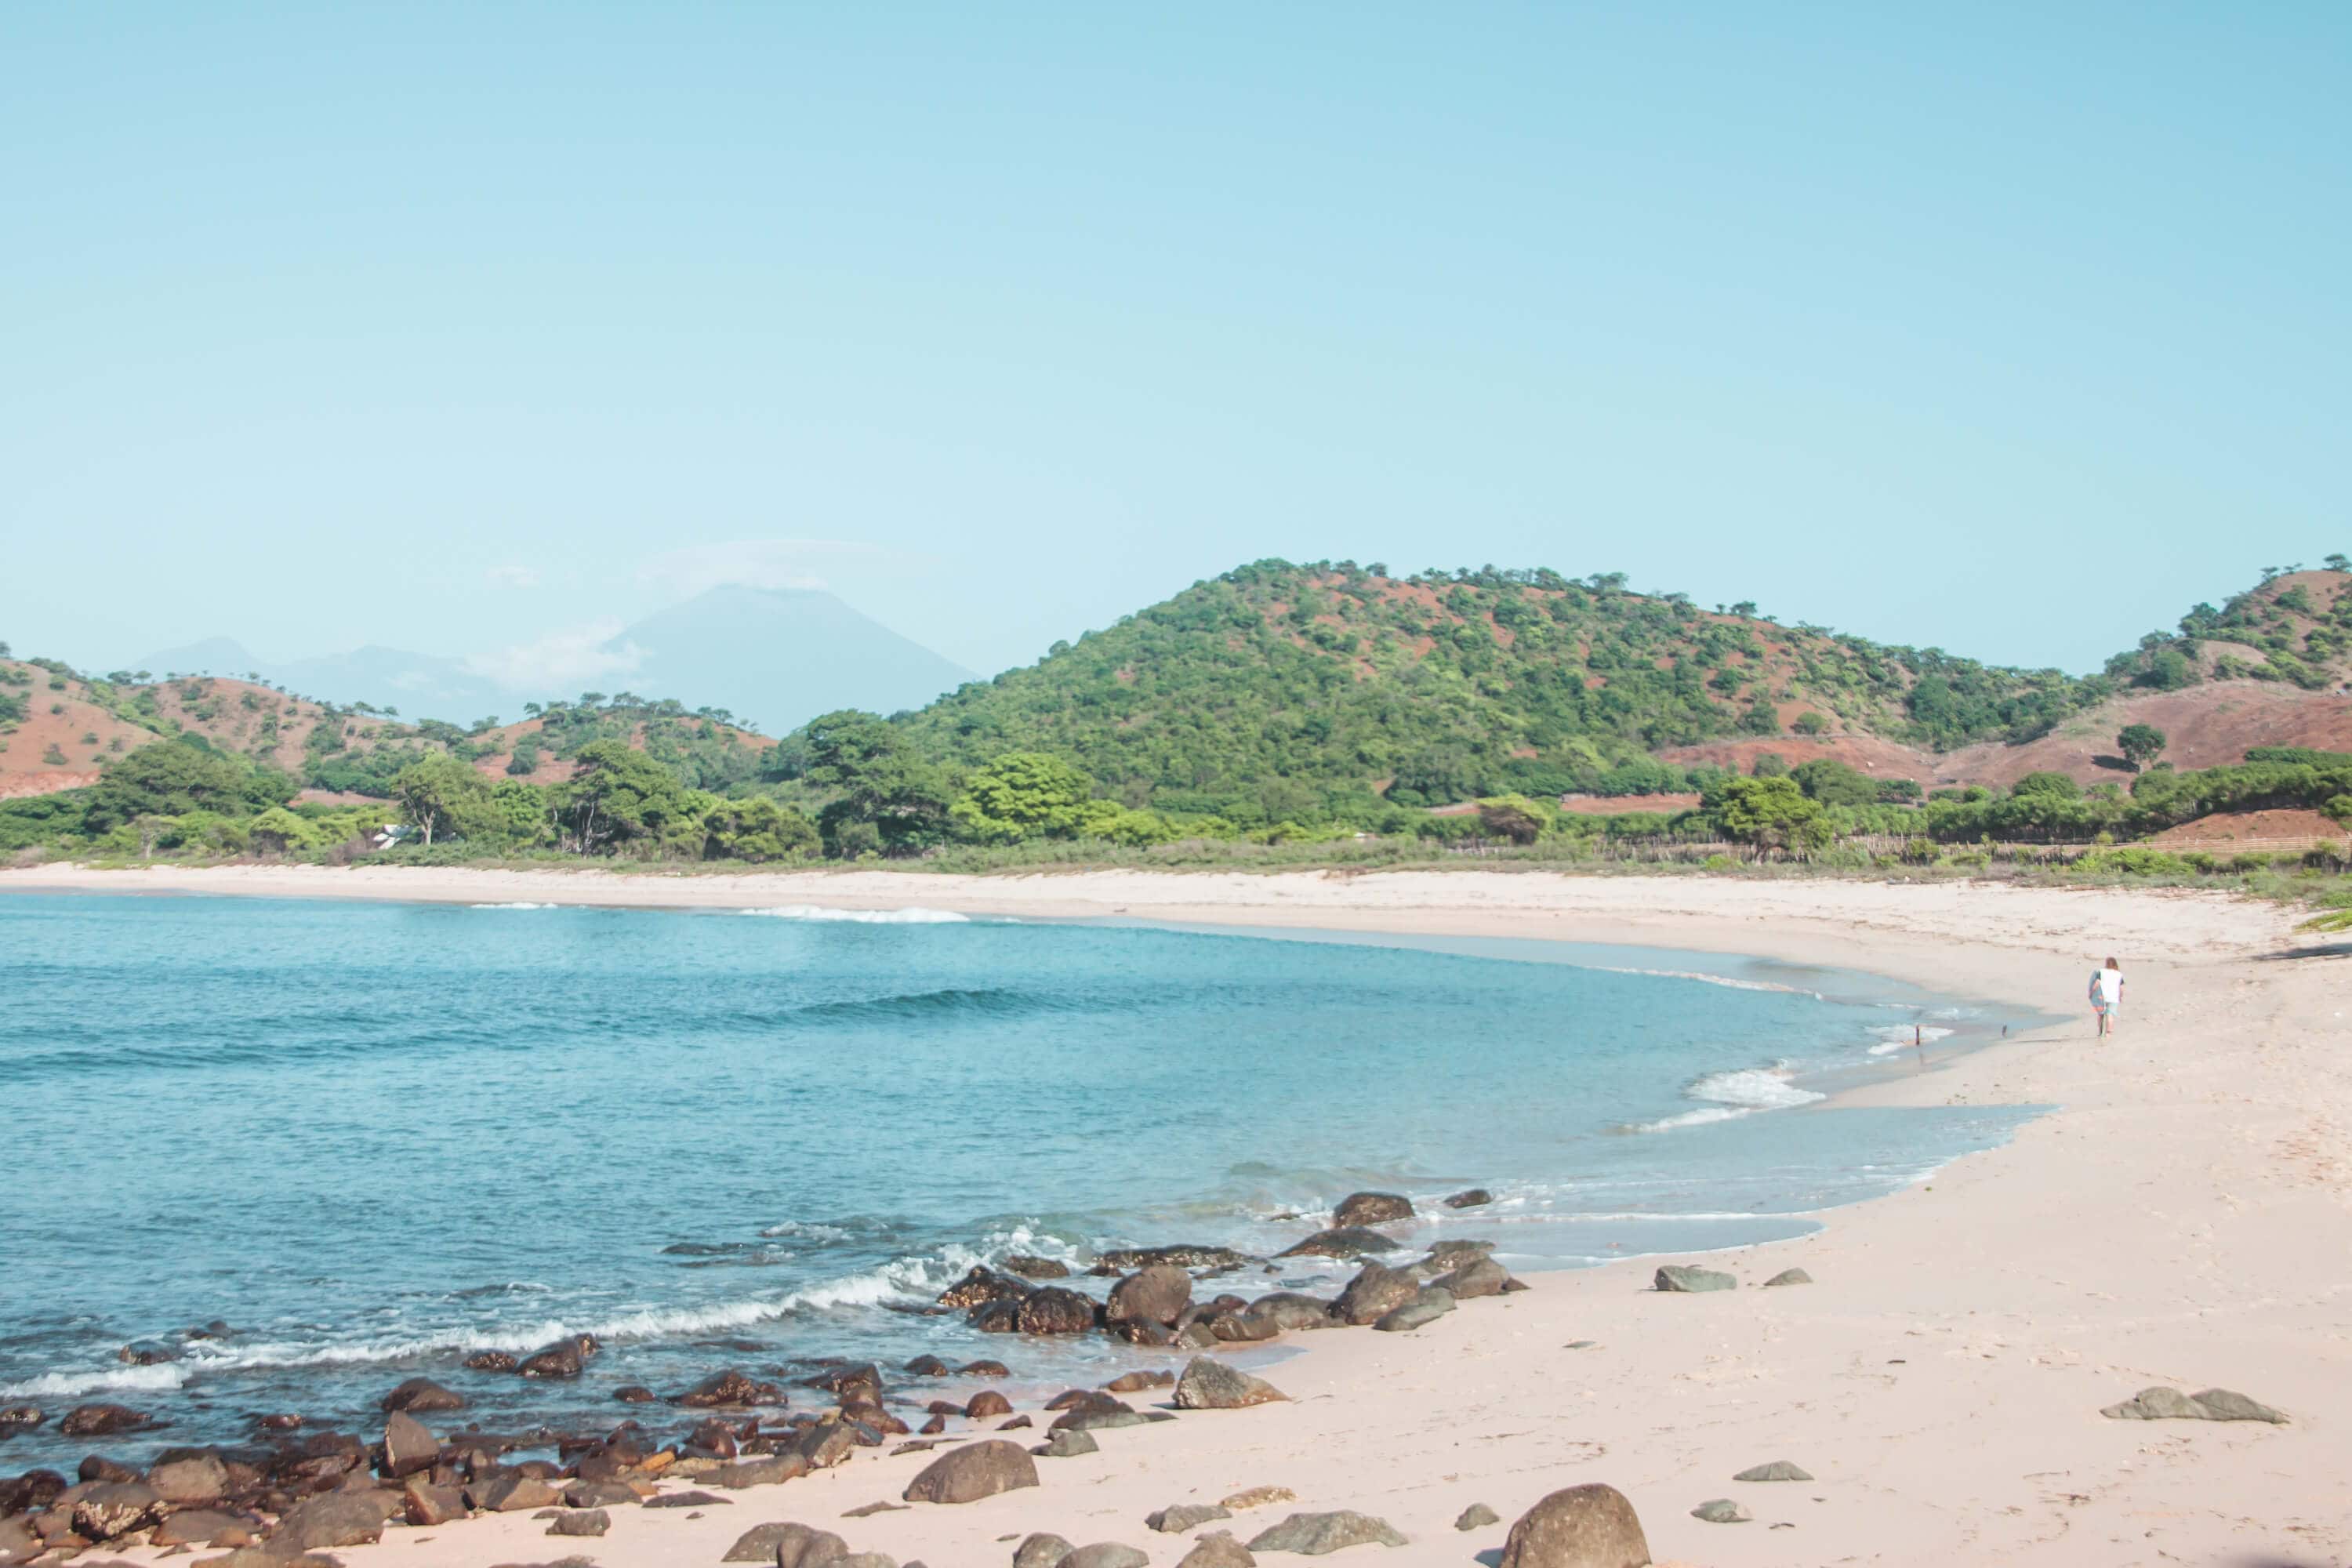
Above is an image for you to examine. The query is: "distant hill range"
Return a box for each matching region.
[135,586,973,733]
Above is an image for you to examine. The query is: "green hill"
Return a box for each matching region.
[898,560,2099,812]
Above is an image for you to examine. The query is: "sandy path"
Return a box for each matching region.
[10,863,2350,1566]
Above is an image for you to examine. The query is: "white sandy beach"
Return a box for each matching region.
[7,862,2349,1566]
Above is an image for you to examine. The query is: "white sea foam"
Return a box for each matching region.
[1867,1024,1957,1054]
[0,1363,191,1399]
[470,902,563,909]
[1628,1063,1828,1133]
[739,906,970,924]
[1592,966,1823,999]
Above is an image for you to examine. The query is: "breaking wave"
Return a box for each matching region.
[739,906,969,924]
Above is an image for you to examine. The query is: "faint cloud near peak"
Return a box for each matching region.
[637,539,909,601]
[463,620,644,693]
[485,564,542,590]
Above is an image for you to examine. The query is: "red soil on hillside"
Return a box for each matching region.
[1558,792,1701,815]
[1938,684,2352,788]
[2151,808,2345,845]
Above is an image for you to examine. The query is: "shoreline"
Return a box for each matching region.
[8,865,2349,1564]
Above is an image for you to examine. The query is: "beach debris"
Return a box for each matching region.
[1149,1502,1236,1532]
[1175,1356,1288,1410]
[1497,1483,1650,1568]
[1014,1534,1076,1568]
[1061,1547,1150,1568]
[1177,1533,1258,1566]
[1222,1486,1297,1510]
[902,1439,1040,1504]
[1653,1265,1736,1293]
[1276,1226,1399,1260]
[724,1521,848,1564]
[379,1376,466,1414]
[1374,1287,1457,1332]
[1762,1268,1813,1287]
[1443,1188,1494,1209]
[379,1410,438,1478]
[1334,1262,1421,1325]
[1454,1503,1501,1530]
[1108,1264,1195,1327]
[1333,1192,1414,1227]
[546,1509,608,1537]
[844,1501,909,1518]
[149,1450,230,1503]
[1733,1460,1813,1483]
[1246,1509,1408,1553]
[1691,1498,1751,1523]
[1434,1257,1509,1300]
[1565,1340,1598,1350]
[60,1402,153,1436]
[2100,1386,2288,1423]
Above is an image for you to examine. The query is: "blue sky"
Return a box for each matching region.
[4,4,2346,690]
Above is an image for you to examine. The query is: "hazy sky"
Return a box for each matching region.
[5,5,2347,686]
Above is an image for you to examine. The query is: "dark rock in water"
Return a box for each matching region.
[1497,1483,1648,1567]
[1420,1239,1496,1269]
[1374,1287,1456,1332]
[517,1334,601,1380]
[1434,1257,1509,1301]
[1332,1192,1414,1227]
[1114,1319,1174,1347]
[118,1341,180,1367]
[1244,1292,1338,1330]
[1246,1510,1406,1553]
[902,1439,1038,1504]
[0,1468,67,1515]
[722,1521,846,1563]
[2101,1386,2288,1423]
[612,1385,656,1403]
[81,1454,140,1483]
[1108,1265,1193,1327]
[71,1480,164,1540]
[185,1319,235,1340]
[960,1359,1011,1379]
[1004,1254,1071,1280]
[1035,1427,1099,1458]
[1105,1370,1175,1393]
[1174,1356,1287,1410]
[686,1417,741,1458]
[60,1403,152,1437]
[970,1298,1024,1334]
[1691,1498,1751,1523]
[1454,1503,1500,1530]
[380,1377,466,1414]
[1276,1227,1397,1260]
[1333,1262,1421,1326]
[1733,1460,1813,1483]
[465,1350,519,1372]
[806,1362,885,1400]
[1014,1534,1076,1568]
[1174,1531,1257,1567]
[677,1369,776,1408]
[1062,1545,1150,1568]
[381,1411,439,1478]
[1654,1265,1736,1293]
[1174,1320,1218,1350]
[1018,1288,1100,1335]
[271,1489,400,1552]
[0,1405,44,1435]
[1762,1268,1813,1287]
[965,1390,1014,1419]
[547,1508,609,1537]
[1093,1244,1254,1272]
[1442,1189,1493,1210]
[1210,1312,1283,1342]
[938,1265,1034,1309]
[1149,1502,1234,1532]
[902,1354,953,1377]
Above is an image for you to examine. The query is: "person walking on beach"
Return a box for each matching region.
[2089,956,2125,1037]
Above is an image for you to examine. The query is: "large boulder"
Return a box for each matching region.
[721,1521,848,1563]
[149,1450,231,1504]
[1149,1502,1235,1533]
[1653,1265,1735,1294]
[1107,1265,1192,1327]
[548,1508,611,1537]
[402,1478,469,1526]
[381,1411,438,1478]
[1175,1533,1258,1567]
[902,1439,1039,1504]
[379,1377,466,1414]
[1035,1428,1099,1458]
[1243,1293,1338,1331]
[1014,1534,1076,1567]
[1174,1357,1287,1410]
[1276,1228,1397,1260]
[517,1334,600,1378]
[1246,1511,1406,1553]
[1333,1192,1414,1227]
[71,1480,164,1541]
[1063,1547,1149,1568]
[268,1489,400,1553]
[1497,1483,1650,1568]
[1373,1287,1456,1332]
[150,1507,247,1547]
[1442,1188,1493,1210]
[59,1403,151,1437]
[1433,1257,1509,1301]
[477,1472,564,1512]
[2101,1386,2288,1423]
[1333,1263,1421,1327]
[677,1369,777,1407]
[939,1266,1033,1309]
[1017,1288,1100,1335]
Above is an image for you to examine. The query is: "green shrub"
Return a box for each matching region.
[2071,846,2195,877]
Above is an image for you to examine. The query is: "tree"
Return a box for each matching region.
[1475,793,1556,845]
[1790,711,1829,735]
[702,796,820,862]
[950,752,1095,843]
[247,807,328,856]
[1790,757,1880,807]
[2117,724,2168,772]
[554,739,695,855]
[393,754,495,848]
[2326,554,2350,574]
[1708,775,1830,855]
[783,710,953,855]
[82,740,294,832]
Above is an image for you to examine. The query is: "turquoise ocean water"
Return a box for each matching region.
[0,892,2040,1469]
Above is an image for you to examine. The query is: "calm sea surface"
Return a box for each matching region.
[0,892,2040,1468]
